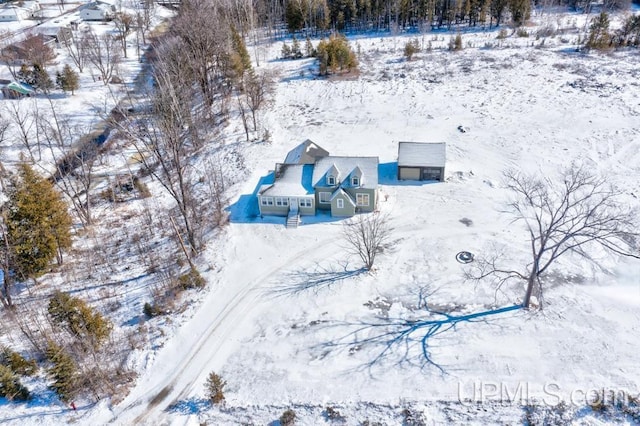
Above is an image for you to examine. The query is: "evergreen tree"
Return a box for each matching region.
[16,64,33,86]
[508,0,530,27]
[304,36,314,57]
[281,42,292,59]
[31,64,53,93]
[0,347,37,376]
[205,371,226,403]
[45,341,78,403]
[5,163,72,282]
[316,34,358,75]
[56,64,80,95]
[587,12,611,49]
[230,25,252,78]
[285,0,305,32]
[291,36,302,58]
[0,365,30,401]
[48,291,112,349]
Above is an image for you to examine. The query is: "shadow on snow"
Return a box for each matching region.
[317,304,524,374]
[267,261,366,298]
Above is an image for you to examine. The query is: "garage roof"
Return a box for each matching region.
[398,142,446,168]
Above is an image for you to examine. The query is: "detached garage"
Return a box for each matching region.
[397,142,446,181]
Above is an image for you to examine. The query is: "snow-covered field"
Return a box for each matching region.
[2,9,640,426]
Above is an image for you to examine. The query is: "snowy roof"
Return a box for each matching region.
[284,139,330,165]
[312,156,378,189]
[398,142,446,168]
[260,164,314,197]
[0,7,26,18]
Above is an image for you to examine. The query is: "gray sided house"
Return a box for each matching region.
[313,156,379,217]
[397,142,446,181]
[257,141,379,222]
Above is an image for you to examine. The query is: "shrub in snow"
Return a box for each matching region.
[279,408,296,425]
[523,402,573,425]
[205,371,226,404]
[143,302,164,318]
[177,268,206,290]
[324,405,346,422]
[401,407,427,426]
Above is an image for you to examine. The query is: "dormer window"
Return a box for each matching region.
[327,176,336,185]
[352,177,359,186]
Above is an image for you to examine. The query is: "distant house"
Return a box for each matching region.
[397,142,446,181]
[35,25,73,44]
[80,1,115,21]
[1,81,34,99]
[258,141,379,225]
[0,5,28,21]
[0,34,56,65]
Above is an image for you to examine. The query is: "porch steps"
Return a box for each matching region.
[286,213,300,229]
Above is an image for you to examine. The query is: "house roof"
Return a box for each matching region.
[0,6,26,19]
[284,139,330,165]
[312,156,378,189]
[259,164,314,197]
[398,142,446,168]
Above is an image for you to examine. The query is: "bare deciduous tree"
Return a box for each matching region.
[244,70,274,131]
[113,12,134,58]
[86,32,121,84]
[468,166,640,308]
[63,32,88,73]
[343,213,392,271]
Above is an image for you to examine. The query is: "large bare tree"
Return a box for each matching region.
[343,213,392,271]
[86,32,121,84]
[468,166,640,308]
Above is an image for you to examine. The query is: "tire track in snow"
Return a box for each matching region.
[111,232,340,425]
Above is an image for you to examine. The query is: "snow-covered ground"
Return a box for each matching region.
[2,9,640,426]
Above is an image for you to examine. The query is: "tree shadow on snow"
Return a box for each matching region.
[267,261,366,298]
[316,304,524,374]
[165,397,210,415]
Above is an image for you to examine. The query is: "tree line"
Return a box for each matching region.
[263,0,633,34]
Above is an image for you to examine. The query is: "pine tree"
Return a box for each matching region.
[31,64,53,93]
[291,36,302,58]
[5,163,72,282]
[16,64,33,85]
[230,25,252,77]
[587,12,611,50]
[45,341,78,403]
[48,291,112,349]
[315,34,358,75]
[0,365,30,401]
[304,36,314,57]
[205,371,226,404]
[281,42,292,59]
[56,64,79,95]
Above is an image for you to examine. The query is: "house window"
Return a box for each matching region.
[356,193,369,206]
[352,177,359,186]
[262,197,274,206]
[275,197,289,207]
[319,192,331,204]
[337,198,344,209]
[300,198,312,208]
[327,176,336,186]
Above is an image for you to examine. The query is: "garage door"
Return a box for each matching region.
[399,167,420,180]
[422,168,441,181]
